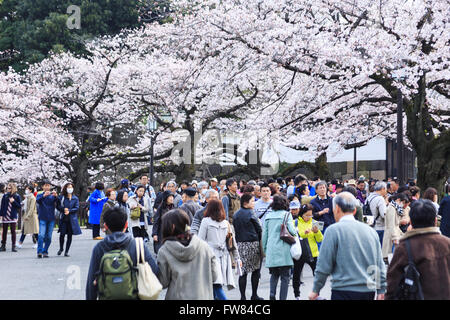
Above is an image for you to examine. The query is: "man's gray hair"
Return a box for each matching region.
[374,181,387,191]
[205,189,219,199]
[198,181,209,189]
[333,191,358,213]
[315,181,327,190]
[166,180,177,188]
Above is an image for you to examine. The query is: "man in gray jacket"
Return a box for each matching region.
[309,192,386,300]
[365,181,388,246]
[191,190,219,234]
[179,187,203,224]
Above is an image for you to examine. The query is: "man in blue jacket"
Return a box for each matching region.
[310,181,335,234]
[86,206,159,300]
[36,180,58,258]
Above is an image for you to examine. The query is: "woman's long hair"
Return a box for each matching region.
[116,190,127,206]
[159,190,175,211]
[162,209,192,246]
[204,199,226,222]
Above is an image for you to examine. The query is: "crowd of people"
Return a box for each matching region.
[0,173,449,300]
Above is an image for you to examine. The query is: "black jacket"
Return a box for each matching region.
[86,232,159,300]
[232,208,262,243]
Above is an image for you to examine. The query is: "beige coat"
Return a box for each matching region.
[23,194,39,235]
[382,204,403,258]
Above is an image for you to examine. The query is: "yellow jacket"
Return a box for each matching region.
[297,217,323,258]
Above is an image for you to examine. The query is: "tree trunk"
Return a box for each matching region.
[405,75,450,194]
[71,155,90,201]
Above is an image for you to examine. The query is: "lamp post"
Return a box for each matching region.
[147,117,158,187]
[397,89,404,186]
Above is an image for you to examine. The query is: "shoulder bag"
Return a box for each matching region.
[135,237,162,300]
[280,212,296,245]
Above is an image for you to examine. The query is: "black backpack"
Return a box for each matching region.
[393,239,424,300]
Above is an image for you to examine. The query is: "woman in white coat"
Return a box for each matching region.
[127,185,150,240]
[198,199,241,300]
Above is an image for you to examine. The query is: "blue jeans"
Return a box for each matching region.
[376,230,384,248]
[213,284,227,300]
[37,220,55,254]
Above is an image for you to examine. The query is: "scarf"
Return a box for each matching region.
[390,200,404,217]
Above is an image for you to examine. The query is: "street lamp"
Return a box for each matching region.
[147,116,158,187]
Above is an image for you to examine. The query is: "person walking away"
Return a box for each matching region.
[191,190,219,235]
[386,199,450,299]
[198,199,241,300]
[157,209,218,299]
[56,182,82,257]
[439,185,450,238]
[294,204,323,300]
[100,189,116,235]
[382,193,410,264]
[36,180,58,258]
[233,193,264,300]
[127,185,150,240]
[262,195,297,300]
[0,183,22,252]
[365,181,388,246]
[309,192,386,301]
[86,207,159,300]
[152,190,175,254]
[88,182,108,240]
[17,185,39,249]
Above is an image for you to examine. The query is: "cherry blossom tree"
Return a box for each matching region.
[168,0,449,191]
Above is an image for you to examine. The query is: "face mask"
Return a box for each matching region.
[67,188,74,194]
[25,190,30,195]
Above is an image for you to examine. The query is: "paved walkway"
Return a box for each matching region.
[0,227,331,300]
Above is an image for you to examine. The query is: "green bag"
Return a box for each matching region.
[97,249,138,300]
[130,207,141,220]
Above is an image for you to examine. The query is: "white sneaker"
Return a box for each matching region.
[16,244,22,249]
[32,244,38,249]
[295,296,301,300]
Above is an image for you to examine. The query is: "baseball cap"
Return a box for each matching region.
[121,179,129,185]
[289,200,301,210]
[209,178,218,182]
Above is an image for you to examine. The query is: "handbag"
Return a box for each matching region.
[280,212,296,245]
[130,206,141,220]
[135,237,162,300]
[225,221,236,252]
[299,236,314,263]
[290,234,302,260]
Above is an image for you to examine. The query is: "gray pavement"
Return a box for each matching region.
[0,226,331,300]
